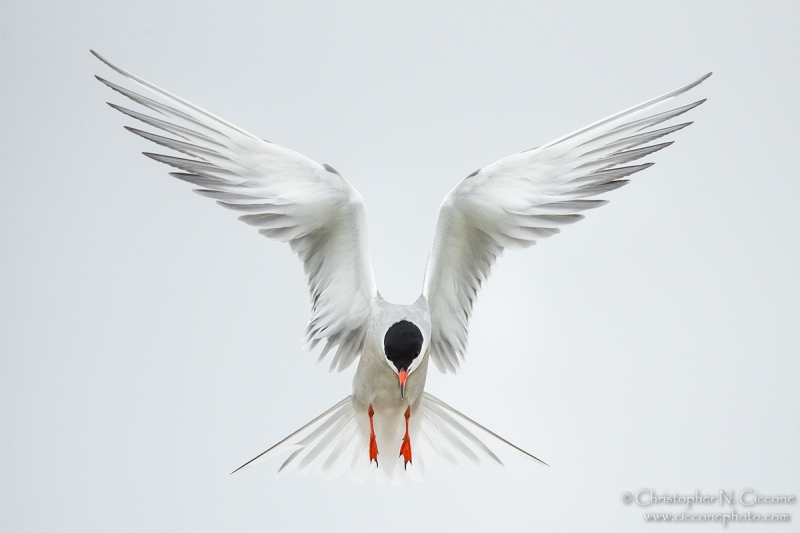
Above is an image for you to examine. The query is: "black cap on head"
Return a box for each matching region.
[384,320,423,372]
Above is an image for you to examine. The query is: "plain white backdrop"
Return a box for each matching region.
[2,1,798,531]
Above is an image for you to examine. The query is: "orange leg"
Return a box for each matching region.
[368,405,378,466]
[399,406,412,469]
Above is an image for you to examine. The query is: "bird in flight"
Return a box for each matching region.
[93,50,709,483]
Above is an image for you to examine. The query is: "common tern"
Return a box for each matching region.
[93,50,709,483]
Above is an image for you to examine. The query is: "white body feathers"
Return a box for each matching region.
[93,50,709,483]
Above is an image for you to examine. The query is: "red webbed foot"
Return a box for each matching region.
[368,405,378,466]
[399,406,412,468]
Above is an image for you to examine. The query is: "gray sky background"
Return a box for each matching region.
[2,1,799,531]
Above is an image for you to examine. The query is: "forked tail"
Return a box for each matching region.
[232,393,547,483]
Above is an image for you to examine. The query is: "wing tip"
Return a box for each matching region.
[90,49,114,70]
[91,49,133,81]
[675,72,713,97]
[689,72,713,88]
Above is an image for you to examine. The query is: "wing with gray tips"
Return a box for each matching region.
[93,51,376,371]
[423,73,711,373]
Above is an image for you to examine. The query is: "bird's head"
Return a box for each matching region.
[383,319,426,400]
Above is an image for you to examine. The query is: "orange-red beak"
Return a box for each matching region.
[398,369,408,400]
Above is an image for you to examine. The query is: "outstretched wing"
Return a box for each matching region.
[423,73,711,373]
[93,51,376,371]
